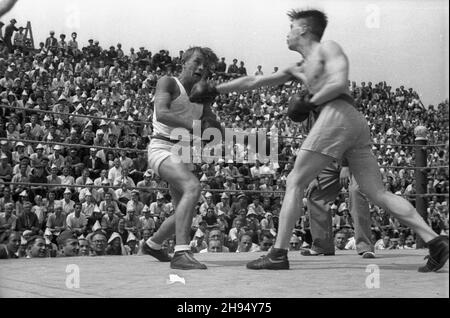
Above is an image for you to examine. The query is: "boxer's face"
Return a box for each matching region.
[287,19,307,51]
[184,51,207,82]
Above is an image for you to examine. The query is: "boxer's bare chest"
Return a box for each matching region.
[299,51,326,94]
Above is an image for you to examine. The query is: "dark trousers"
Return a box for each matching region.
[307,165,374,254]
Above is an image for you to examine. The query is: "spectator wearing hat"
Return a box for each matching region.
[75,168,93,190]
[30,144,45,168]
[11,142,29,165]
[136,170,154,206]
[123,206,141,236]
[94,169,109,187]
[45,164,62,195]
[216,192,231,216]
[247,195,265,220]
[189,231,208,253]
[96,178,117,202]
[149,192,169,221]
[66,202,87,237]
[48,145,65,170]
[106,232,128,256]
[59,187,75,214]
[260,212,275,232]
[199,192,216,217]
[139,206,156,233]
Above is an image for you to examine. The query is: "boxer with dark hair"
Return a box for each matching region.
[190,8,448,272]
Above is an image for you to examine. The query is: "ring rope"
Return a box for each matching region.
[1,105,447,148]
[3,181,449,198]
[1,138,448,170]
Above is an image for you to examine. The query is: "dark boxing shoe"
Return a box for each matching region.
[418,235,449,273]
[170,251,207,270]
[300,248,335,256]
[361,251,376,259]
[142,243,172,262]
[247,249,290,270]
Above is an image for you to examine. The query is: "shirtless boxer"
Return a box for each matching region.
[189,9,448,272]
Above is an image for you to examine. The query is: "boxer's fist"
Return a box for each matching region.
[287,92,316,123]
[189,80,218,104]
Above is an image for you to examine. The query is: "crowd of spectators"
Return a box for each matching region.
[0,20,448,258]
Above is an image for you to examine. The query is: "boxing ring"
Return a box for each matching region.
[0,104,448,298]
[0,250,447,298]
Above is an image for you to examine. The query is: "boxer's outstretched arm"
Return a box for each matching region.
[216,68,293,94]
[309,41,349,105]
[0,0,18,18]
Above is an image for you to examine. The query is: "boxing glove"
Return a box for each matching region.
[189,80,219,104]
[287,92,317,123]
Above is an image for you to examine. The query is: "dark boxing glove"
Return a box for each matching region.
[189,80,219,104]
[287,92,317,123]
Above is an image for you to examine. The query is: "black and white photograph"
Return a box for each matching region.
[0,0,448,303]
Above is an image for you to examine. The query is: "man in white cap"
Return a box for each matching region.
[149,192,169,220]
[30,144,45,168]
[46,163,62,194]
[48,144,65,170]
[136,170,154,206]
[60,188,75,215]
[127,190,144,216]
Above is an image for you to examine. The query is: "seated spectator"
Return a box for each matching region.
[139,206,155,234]
[123,207,141,238]
[58,236,80,257]
[60,188,75,214]
[375,234,391,250]
[90,230,107,256]
[334,231,348,251]
[16,201,41,235]
[204,207,218,229]
[25,235,47,258]
[126,190,144,216]
[78,237,91,256]
[189,231,208,253]
[201,239,226,253]
[289,234,302,251]
[203,228,229,253]
[0,202,17,241]
[46,202,67,238]
[401,235,416,249]
[149,192,169,220]
[66,202,87,237]
[259,233,274,252]
[106,232,128,255]
[236,233,260,253]
[0,231,21,259]
[99,192,121,216]
[125,232,139,255]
